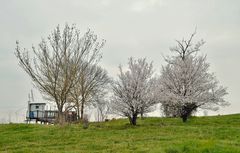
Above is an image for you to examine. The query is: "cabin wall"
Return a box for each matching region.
[30,104,45,111]
[28,104,46,119]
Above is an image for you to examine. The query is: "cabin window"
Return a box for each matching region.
[35,105,39,109]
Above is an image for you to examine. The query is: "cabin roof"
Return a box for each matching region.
[29,103,46,105]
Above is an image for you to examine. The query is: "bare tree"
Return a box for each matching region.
[70,63,110,120]
[15,24,105,124]
[94,93,110,122]
[111,57,158,125]
[158,32,229,122]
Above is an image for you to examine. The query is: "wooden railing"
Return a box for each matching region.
[26,110,77,123]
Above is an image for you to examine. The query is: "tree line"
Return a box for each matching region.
[15,24,229,125]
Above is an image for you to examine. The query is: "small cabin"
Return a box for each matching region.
[29,103,46,118]
[27,102,49,122]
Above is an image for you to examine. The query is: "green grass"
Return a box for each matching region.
[0,114,240,153]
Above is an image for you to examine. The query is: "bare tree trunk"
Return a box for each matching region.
[80,99,84,120]
[58,111,65,125]
[181,111,191,123]
[181,104,197,122]
[129,114,138,125]
[182,114,188,122]
[76,103,80,120]
[140,109,144,119]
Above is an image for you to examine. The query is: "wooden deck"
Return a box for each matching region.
[26,110,77,124]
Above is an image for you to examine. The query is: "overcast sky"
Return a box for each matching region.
[0,0,239,123]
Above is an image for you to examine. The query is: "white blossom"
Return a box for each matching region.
[111,57,158,125]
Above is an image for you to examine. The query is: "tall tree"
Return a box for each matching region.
[15,24,105,124]
[111,57,158,125]
[158,32,229,122]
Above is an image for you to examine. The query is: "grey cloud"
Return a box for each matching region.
[0,0,240,122]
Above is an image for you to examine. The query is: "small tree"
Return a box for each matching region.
[94,93,110,122]
[111,57,158,125]
[70,63,110,120]
[158,32,229,122]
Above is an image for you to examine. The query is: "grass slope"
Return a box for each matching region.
[0,114,240,153]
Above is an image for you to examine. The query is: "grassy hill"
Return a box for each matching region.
[0,114,240,153]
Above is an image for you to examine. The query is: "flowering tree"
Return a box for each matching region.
[159,33,229,122]
[111,57,158,125]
